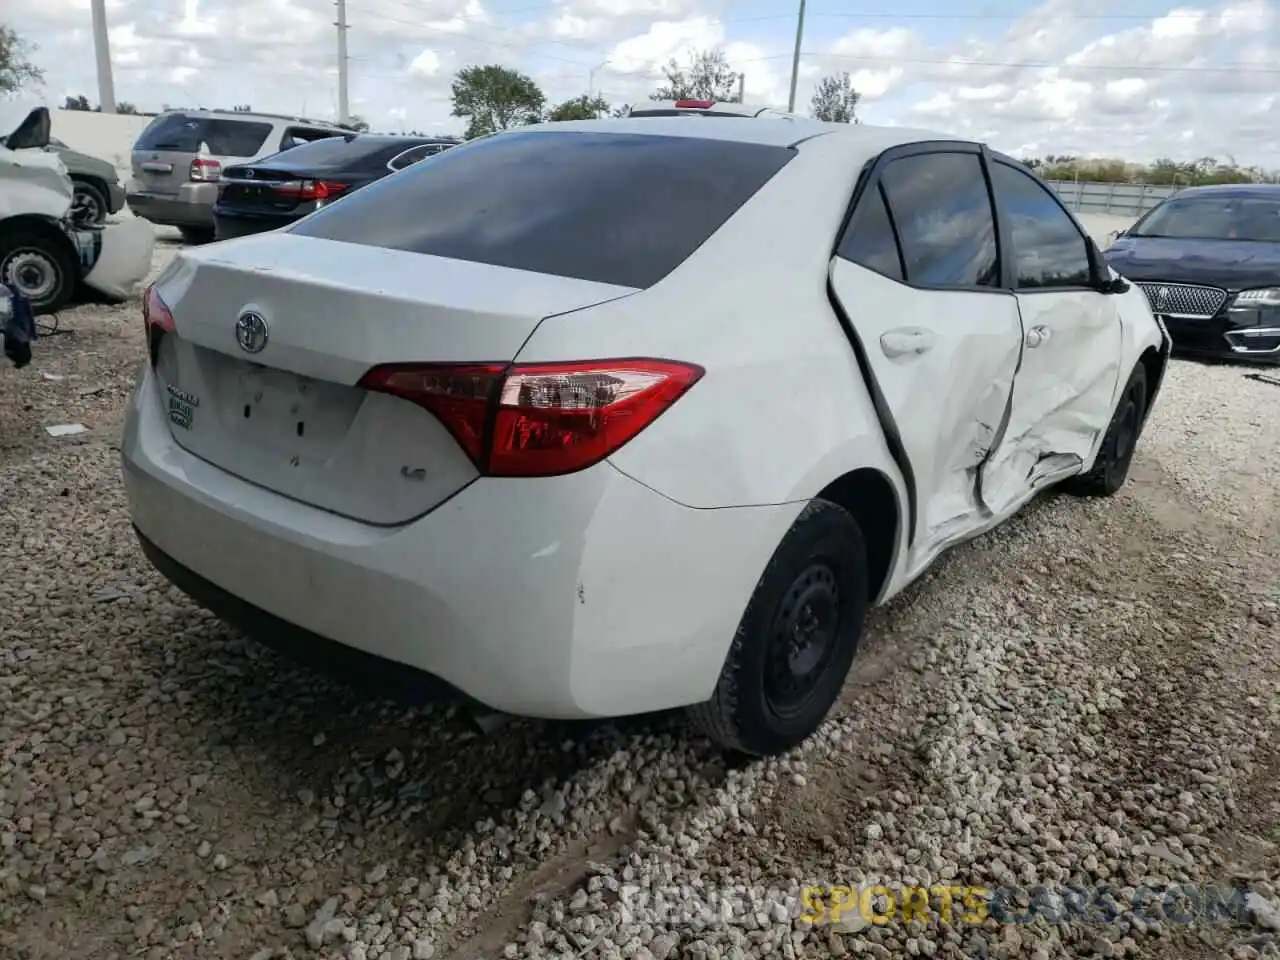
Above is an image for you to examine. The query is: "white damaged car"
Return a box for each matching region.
[1,100,154,315]
[122,118,1171,756]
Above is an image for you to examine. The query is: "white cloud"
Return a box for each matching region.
[4,0,1280,163]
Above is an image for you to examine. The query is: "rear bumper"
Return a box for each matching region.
[120,363,798,719]
[126,182,217,228]
[213,209,299,241]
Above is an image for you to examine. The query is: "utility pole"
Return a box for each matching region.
[786,0,807,113]
[90,0,117,114]
[335,0,350,125]
[737,72,745,104]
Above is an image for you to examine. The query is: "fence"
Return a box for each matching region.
[1045,179,1180,219]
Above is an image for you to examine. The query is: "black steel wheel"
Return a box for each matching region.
[690,499,869,757]
[1063,362,1148,497]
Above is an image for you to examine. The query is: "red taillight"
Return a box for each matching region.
[358,358,704,477]
[142,283,175,334]
[675,99,715,108]
[277,180,350,201]
[142,283,176,365]
[189,158,221,182]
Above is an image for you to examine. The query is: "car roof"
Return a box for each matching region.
[517,116,958,151]
[156,108,346,129]
[1167,182,1280,199]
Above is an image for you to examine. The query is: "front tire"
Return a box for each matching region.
[71,180,109,227]
[690,499,869,757]
[1063,362,1148,497]
[179,226,216,245]
[0,230,78,315]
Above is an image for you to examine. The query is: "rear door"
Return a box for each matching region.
[979,159,1124,512]
[131,115,275,194]
[829,145,1026,558]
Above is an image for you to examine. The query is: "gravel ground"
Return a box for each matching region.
[2,237,1279,960]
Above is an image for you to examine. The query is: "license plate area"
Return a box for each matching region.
[205,353,363,463]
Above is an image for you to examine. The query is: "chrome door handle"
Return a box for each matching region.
[1025,325,1052,348]
[880,328,936,358]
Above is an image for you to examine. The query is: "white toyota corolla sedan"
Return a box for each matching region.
[121,114,1170,757]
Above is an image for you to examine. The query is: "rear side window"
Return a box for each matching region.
[135,115,273,157]
[879,152,999,288]
[290,130,795,289]
[838,183,904,281]
[388,143,447,170]
[990,162,1093,289]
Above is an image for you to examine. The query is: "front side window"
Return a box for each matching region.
[991,162,1092,289]
[879,152,1000,288]
[291,129,796,289]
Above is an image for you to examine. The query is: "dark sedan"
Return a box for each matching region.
[212,134,458,241]
[1104,183,1280,364]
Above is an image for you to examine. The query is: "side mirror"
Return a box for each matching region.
[3,107,52,151]
[1086,238,1129,294]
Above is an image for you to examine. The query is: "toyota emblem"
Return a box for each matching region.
[235,311,269,353]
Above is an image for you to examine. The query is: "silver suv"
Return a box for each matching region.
[126,109,348,243]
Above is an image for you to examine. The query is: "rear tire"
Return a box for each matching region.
[0,229,78,315]
[689,499,869,757]
[179,226,216,245]
[1063,362,1148,497]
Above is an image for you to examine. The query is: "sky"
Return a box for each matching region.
[6,0,1280,166]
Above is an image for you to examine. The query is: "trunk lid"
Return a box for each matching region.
[152,233,639,525]
[218,164,352,214]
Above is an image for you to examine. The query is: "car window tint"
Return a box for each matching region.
[291,130,795,289]
[991,162,1092,289]
[135,115,273,157]
[838,184,904,281]
[879,152,999,288]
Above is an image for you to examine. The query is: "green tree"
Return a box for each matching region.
[810,72,861,123]
[64,94,93,111]
[116,101,139,115]
[547,94,610,121]
[651,49,740,102]
[451,64,545,139]
[341,115,370,132]
[0,24,43,94]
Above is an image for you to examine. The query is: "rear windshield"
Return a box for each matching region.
[136,114,274,158]
[1130,195,1280,242]
[257,136,403,171]
[290,129,795,289]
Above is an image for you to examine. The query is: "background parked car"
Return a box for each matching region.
[213,134,459,241]
[126,109,349,244]
[45,136,125,226]
[1105,183,1280,364]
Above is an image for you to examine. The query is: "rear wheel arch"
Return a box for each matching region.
[814,467,901,604]
[1136,345,1166,426]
